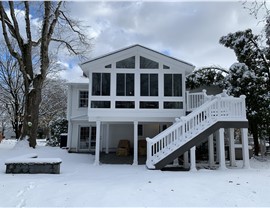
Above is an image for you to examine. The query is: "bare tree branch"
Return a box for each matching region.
[24,1,32,45]
[8,2,24,50]
[47,1,62,41]
[51,38,78,54]
[0,2,22,63]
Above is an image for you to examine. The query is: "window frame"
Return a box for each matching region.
[116,73,135,96]
[164,74,182,97]
[140,73,159,96]
[116,56,136,69]
[140,56,159,69]
[92,73,111,96]
[79,90,89,108]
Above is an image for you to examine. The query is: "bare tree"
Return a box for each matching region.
[39,78,67,139]
[0,1,91,147]
[0,42,24,138]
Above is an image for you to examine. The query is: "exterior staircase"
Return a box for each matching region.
[146,91,248,170]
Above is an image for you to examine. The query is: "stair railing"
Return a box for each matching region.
[146,94,247,169]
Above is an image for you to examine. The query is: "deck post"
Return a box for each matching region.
[218,128,226,170]
[241,128,250,169]
[173,158,179,166]
[215,131,220,162]
[184,151,189,169]
[67,121,72,150]
[133,121,138,165]
[229,128,236,166]
[190,146,197,171]
[186,91,190,111]
[208,134,215,168]
[105,124,109,154]
[94,120,101,165]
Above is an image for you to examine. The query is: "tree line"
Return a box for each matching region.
[0,1,90,147]
[187,2,270,156]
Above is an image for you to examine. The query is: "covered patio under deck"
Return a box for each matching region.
[93,120,173,166]
[100,153,146,165]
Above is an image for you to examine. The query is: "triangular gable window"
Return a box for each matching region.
[116,56,135,68]
[140,56,159,69]
[105,64,112,68]
[163,65,170,69]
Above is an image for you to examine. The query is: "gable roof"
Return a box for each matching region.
[80,44,195,67]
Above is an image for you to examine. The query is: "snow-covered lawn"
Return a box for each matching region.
[1,140,270,207]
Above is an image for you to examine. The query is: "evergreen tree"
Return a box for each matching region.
[220,29,270,155]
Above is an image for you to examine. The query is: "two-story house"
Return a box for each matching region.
[67,44,250,170]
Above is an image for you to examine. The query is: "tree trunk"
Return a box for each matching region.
[249,119,260,156]
[21,82,43,148]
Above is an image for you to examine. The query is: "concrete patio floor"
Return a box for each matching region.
[100,152,146,165]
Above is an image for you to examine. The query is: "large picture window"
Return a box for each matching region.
[140,74,158,96]
[92,73,111,96]
[91,101,111,108]
[140,56,159,69]
[116,73,134,96]
[164,74,182,96]
[140,101,159,109]
[164,102,183,109]
[115,101,135,109]
[79,91,88,108]
[116,56,135,68]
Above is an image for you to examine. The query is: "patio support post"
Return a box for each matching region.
[190,146,197,171]
[173,158,179,166]
[229,128,236,167]
[218,128,226,170]
[105,124,109,154]
[241,128,250,169]
[94,120,101,165]
[67,121,72,150]
[133,121,138,165]
[208,134,215,168]
[215,131,220,162]
[184,151,189,169]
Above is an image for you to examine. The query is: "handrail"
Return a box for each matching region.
[146,94,247,169]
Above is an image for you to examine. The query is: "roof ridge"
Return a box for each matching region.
[80,44,194,67]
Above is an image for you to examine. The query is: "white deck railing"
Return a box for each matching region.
[186,90,213,111]
[146,94,247,169]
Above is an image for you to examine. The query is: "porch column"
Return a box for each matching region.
[218,128,226,170]
[173,158,179,166]
[208,134,215,168]
[228,128,236,167]
[105,124,109,154]
[133,121,138,165]
[67,121,72,150]
[94,120,101,165]
[241,128,250,169]
[190,146,197,171]
[215,131,219,162]
[184,151,189,169]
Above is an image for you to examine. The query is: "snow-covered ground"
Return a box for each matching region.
[1,139,270,207]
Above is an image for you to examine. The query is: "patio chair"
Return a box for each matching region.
[116,140,130,156]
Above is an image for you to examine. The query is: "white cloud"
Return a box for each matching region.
[57,1,269,80]
[1,1,268,82]
[57,62,85,83]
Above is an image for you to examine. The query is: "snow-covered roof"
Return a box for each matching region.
[67,76,89,85]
